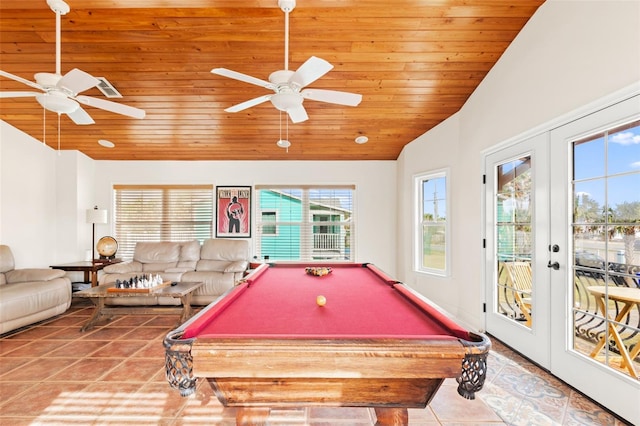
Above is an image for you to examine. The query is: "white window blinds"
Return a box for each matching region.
[255,185,355,261]
[113,185,213,259]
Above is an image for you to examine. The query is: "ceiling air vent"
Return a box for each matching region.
[95,77,123,98]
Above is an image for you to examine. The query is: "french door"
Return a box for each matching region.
[484,133,551,367]
[549,95,639,424]
[485,94,639,424]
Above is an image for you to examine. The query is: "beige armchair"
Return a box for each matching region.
[0,245,71,334]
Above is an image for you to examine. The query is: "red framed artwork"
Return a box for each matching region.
[215,186,251,238]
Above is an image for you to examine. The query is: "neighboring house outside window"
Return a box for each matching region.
[255,186,354,261]
[113,184,213,259]
[415,171,449,276]
[261,211,277,235]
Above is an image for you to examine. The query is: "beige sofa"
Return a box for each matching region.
[100,238,250,305]
[0,245,72,334]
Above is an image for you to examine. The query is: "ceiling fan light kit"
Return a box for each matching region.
[271,92,303,112]
[37,92,79,114]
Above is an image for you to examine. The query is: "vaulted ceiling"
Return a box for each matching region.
[0,0,544,161]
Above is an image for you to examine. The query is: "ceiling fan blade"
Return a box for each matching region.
[212,68,272,89]
[301,89,362,106]
[58,68,100,95]
[67,105,95,125]
[287,104,309,123]
[0,70,43,91]
[75,95,146,119]
[225,95,272,113]
[289,56,333,88]
[0,91,39,98]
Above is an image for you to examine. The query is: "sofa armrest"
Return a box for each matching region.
[5,268,66,283]
[224,260,249,273]
[103,261,142,274]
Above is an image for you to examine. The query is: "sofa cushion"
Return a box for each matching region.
[182,270,240,305]
[142,262,179,272]
[178,240,200,270]
[224,260,249,273]
[6,269,66,284]
[103,261,142,274]
[194,259,230,272]
[134,242,181,263]
[200,238,250,261]
[0,277,72,334]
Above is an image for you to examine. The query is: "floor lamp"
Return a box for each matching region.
[86,206,108,262]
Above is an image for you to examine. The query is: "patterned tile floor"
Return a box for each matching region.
[0,299,632,425]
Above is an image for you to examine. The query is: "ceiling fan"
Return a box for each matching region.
[0,0,145,125]
[212,0,362,123]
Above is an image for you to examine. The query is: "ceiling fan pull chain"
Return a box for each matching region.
[57,113,61,155]
[42,107,46,145]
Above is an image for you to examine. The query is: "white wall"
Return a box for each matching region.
[94,160,397,274]
[56,150,97,262]
[396,0,640,329]
[0,127,397,275]
[0,122,61,267]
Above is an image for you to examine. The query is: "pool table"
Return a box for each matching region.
[164,263,490,425]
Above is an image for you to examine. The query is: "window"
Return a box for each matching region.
[255,186,354,261]
[113,185,213,259]
[415,171,449,275]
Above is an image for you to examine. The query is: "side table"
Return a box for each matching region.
[50,259,122,287]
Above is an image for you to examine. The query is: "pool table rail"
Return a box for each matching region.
[164,330,490,401]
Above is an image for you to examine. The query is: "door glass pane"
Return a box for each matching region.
[572,119,640,380]
[495,156,533,328]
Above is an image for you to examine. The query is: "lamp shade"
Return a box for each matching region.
[86,207,108,224]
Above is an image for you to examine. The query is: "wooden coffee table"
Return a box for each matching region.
[74,281,204,331]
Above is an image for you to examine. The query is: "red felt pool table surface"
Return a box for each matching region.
[165,263,490,426]
[182,262,469,340]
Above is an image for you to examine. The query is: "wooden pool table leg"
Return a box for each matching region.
[235,407,270,425]
[374,407,408,425]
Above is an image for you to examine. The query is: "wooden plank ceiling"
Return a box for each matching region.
[0,0,544,161]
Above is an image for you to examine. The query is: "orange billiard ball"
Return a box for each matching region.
[316,295,327,307]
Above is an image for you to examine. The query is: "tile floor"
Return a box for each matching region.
[0,299,632,425]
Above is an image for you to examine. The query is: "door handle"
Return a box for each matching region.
[547,261,560,270]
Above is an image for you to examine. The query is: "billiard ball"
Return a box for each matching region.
[316,295,327,306]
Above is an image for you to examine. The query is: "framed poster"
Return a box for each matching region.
[215,186,251,238]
